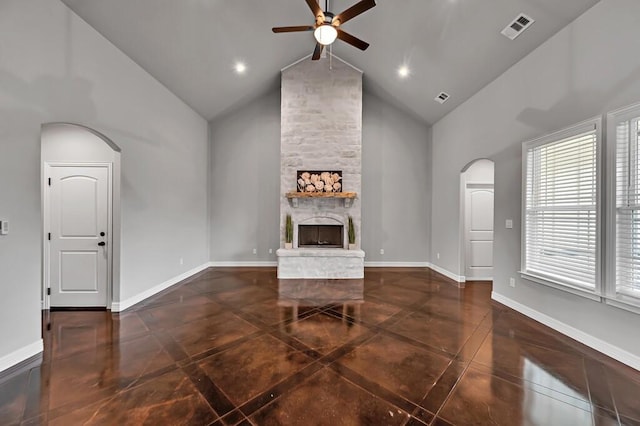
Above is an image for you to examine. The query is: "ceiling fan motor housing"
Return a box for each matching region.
[323,12,335,25]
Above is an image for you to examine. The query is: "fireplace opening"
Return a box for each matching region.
[298,225,344,248]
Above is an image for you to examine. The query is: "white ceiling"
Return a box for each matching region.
[61,0,600,124]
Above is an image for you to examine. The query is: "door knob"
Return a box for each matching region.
[98,242,106,246]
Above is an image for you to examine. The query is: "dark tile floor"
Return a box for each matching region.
[1,267,639,425]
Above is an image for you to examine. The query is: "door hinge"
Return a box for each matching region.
[48,178,51,186]
[47,288,51,296]
[48,233,51,241]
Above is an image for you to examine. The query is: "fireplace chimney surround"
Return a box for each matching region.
[277,54,364,279]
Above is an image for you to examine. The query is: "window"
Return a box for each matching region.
[607,103,640,311]
[522,119,601,296]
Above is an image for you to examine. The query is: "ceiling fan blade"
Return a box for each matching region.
[312,43,324,60]
[333,0,376,26]
[305,0,325,20]
[272,25,314,33]
[336,29,370,50]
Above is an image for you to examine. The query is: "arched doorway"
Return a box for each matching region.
[41,123,121,309]
[460,159,494,281]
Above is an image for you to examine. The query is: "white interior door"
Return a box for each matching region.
[48,165,110,307]
[465,184,494,280]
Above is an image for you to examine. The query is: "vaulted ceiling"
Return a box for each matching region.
[61,0,600,124]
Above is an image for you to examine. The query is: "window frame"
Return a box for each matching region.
[520,117,603,301]
[606,103,640,314]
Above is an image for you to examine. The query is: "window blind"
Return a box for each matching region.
[615,117,640,300]
[524,130,598,289]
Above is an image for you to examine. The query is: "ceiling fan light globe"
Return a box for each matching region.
[314,25,338,45]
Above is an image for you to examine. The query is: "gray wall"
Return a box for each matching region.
[362,92,431,263]
[209,88,431,265]
[209,91,282,262]
[0,0,208,365]
[431,0,640,358]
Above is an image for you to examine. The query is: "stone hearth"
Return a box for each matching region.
[276,248,365,279]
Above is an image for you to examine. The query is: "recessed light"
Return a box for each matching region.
[398,65,410,78]
[234,62,247,74]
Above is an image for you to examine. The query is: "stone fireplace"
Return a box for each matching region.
[276,55,365,279]
[298,224,343,248]
[292,214,347,249]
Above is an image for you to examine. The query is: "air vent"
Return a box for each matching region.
[435,92,450,104]
[501,13,534,40]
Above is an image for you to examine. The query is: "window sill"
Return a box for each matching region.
[520,272,640,315]
[603,294,640,315]
[519,271,602,302]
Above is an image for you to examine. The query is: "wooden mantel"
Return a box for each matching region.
[286,191,356,199]
[285,191,357,207]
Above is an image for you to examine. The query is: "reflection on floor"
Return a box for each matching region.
[1,267,639,425]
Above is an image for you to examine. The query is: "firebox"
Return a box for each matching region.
[298,225,344,248]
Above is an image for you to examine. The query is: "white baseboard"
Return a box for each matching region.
[492,292,640,372]
[212,261,433,268]
[0,340,43,374]
[467,276,493,282]
[210,261,278,267]
[364,261,430,267]
[212,261,444,271]
[429,263,465,282]
[112,262,211,312]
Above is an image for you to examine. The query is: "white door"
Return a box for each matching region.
[48,165,110,307]
[465,184,494,280]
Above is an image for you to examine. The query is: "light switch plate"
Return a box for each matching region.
[0,220,8,235]
[506,219,513,229]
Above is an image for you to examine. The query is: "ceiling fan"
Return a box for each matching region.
[272,0,376,60]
